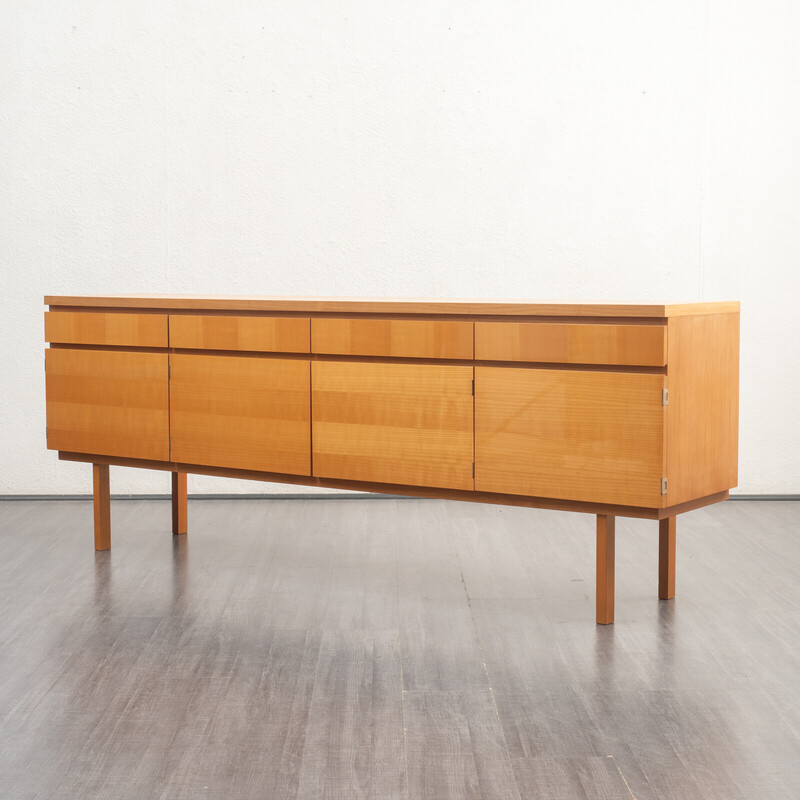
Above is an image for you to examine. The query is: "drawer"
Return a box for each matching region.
[475,322,666,366]
[312,318,473,359]
[44,311,168,348]
[169,315,310,353]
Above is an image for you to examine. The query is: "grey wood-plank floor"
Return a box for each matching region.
[0,497,798,799]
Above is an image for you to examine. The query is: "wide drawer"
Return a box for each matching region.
[44,311,168,348]
[169,315,310,353]
[475,322,667,366]
[312,318,473,359]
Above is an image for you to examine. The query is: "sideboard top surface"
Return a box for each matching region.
[44,295,740,318]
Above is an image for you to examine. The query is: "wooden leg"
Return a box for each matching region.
[93,463,111,551]
[659,515,676,599]
[596,514,615,624]
[172,472,188,535]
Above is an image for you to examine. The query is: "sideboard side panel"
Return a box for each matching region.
[169,354,311,475]
[45,349,170,460]
[665,312,739,505]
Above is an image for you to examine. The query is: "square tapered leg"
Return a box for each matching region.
[172,472,188,535]
[93,463,111,551]
[659,516,676,599]
[596,514,615,624]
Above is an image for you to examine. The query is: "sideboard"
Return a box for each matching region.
[44,295,740,623]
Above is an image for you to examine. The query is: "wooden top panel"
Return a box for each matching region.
[44,295,740,318]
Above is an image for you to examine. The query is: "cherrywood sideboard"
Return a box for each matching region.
[44,295,740,623]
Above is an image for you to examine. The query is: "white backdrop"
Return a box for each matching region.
[1,1,798,495]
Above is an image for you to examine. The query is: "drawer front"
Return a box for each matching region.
[45,311,168,348]
[170,354,310,475]
[312,361,474,490]
[45,348,170,460]
[475,367,665,507]
[475,322,666,366]
[312,318,473,359]
[169,315,310,353]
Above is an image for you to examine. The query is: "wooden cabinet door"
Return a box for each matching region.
[475,367,665,507]
[312,362,474,490]
[169,354,310,475]
[45,349,169,460]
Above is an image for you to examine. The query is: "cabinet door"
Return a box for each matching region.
[169,354,310,475]
[476,367,665,507]
[45,349,169,460]
[312,362,474,490]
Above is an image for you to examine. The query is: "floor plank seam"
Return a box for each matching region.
[609,754,638,799]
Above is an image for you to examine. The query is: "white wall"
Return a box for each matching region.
[1,0,798,495]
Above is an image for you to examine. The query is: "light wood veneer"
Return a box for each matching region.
[45,311,168,348]
[312,361,474,490]
[43,296,740,624]
[45,348,169,461]
[312,318,473,359]
[169,314,310,353]
[475,321,666,366]
[169,353,311,476]
[475,367,666,507]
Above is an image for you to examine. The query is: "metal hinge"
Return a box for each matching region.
[662,388,669,406]
[661,477,668,495]
[44,356,47,373]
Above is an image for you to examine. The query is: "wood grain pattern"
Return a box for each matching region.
[58,450,731,520]
[92,463,110,551]
[475,321,666,366]
[44,311,168,347]
[665,312,739,505]
[312,361,474,490]
[169,354,311,475]
[311,318,473,359]
[172,472,188,535]
[475,367,665,507]
[596,515,615,624]
[169,314,310,353]
[659,515,676,599]
[45,295,741,318]
[45,349,170,460]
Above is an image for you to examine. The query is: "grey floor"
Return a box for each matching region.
[0,497,798,800]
